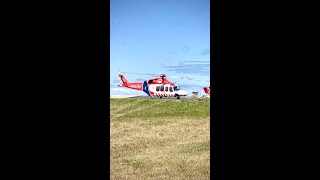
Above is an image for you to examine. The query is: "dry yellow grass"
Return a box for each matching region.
[110,98,210,179]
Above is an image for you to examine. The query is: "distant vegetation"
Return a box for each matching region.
[110,98,210,179]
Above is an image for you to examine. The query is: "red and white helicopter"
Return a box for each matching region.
[114,70,209,99]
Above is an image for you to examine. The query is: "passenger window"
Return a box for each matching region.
[165,87,168,92]
[156,86,160,91]
[170,87,173,92]
[160,86,164,91]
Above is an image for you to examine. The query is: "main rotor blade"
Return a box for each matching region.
[123,72,158,77]
[168,75,201,81]
[118,70,209,84]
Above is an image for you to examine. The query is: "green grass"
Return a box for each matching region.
[110,98,210,180]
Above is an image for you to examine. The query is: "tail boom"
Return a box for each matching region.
[126,83,143,91]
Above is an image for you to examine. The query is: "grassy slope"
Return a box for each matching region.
[110,98,210,180]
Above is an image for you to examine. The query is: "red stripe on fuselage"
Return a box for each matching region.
[125,83,143,91]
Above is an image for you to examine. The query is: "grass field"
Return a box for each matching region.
[110,98,210,180]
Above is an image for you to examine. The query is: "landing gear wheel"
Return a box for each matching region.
[160,96,162,99]
[177,96,180,99]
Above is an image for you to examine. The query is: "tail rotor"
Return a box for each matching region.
[114,68,127,86]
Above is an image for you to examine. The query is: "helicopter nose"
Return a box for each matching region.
[184,91,188,96]
[179,90,188,96]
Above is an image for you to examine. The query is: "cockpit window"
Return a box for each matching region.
[173,86,181,91]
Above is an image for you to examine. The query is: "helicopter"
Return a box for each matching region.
[115,70,188,99]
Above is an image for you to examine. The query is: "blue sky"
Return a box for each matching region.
[110,0,210,96]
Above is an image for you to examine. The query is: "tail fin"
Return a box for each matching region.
[119,74,129,86]
[203,87,210,95]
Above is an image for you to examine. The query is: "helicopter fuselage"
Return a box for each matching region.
[118,74,188,98]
